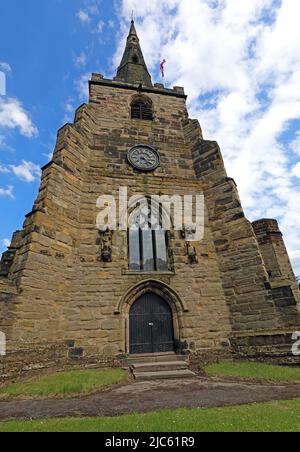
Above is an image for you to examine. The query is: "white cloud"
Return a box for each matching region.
[0,164,10,173]
[0,134,14,153]
[73,52,87,68]
[65,101,74,113]
[76,10,91,25]
[40,137,55,162]
[0,185,14,199]
[95,20,105,34]
[0,97,38,137]
[9,160,41,183]
[63,99,76,123]
[62,75,90,124]
[42,152,53,161]
[47,152,54,160]
[0,62,12,73]
[116,0,300,274]
[76,3,106,34]
[291,132,300,157]
[74,73,90,101]
[290,251,300,277]
[1,238,11,249]
[292,162,300,179]
[86,1,102,17]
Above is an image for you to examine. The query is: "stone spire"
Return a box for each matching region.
[116,20,152,87]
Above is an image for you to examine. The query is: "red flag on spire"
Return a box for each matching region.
[160,59,166,78]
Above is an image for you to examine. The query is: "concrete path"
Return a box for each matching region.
[1,378,300,421]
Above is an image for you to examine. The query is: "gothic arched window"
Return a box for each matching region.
[131,97,153,121]
[128,200,169,272]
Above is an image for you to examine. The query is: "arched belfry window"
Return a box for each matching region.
[128,199,169,272]
[131,97,153,121]
[132,55,139,64]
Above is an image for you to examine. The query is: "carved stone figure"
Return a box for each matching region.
[98,228,113,262]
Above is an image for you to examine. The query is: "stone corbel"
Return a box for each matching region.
[98,228,113,263]
[180,225,197,241]
[187,242,198,265]
[181,226,199,265]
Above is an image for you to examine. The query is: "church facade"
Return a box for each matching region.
[1,22,299,376]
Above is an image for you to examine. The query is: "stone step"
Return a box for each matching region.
[128,354,188,364]
[133,369,197,381]
[131,361,189,372]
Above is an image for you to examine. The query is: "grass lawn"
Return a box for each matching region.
[206,361,300,382]
[0,399,299,432]
[0,368,128,398]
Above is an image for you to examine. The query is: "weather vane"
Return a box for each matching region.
[131,10,134,21]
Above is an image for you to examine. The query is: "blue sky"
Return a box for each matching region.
[0,0,118,250]
[1,0,300,275]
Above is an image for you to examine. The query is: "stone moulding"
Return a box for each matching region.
[115,279,189,356]
[89,77,188,100]
[114,279,189,315]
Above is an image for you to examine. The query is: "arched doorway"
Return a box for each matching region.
[129,293,175,355]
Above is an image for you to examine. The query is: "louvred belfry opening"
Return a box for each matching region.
[131,99,153,120]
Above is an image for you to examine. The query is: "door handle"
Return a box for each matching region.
[149,322,154,327]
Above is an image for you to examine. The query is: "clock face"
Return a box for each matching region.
[127,145,160,172]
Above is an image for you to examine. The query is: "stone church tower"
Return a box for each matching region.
[1,21,299,376]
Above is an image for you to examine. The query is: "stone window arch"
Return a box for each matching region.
[128,198,170,272]
[131,96,153,120]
